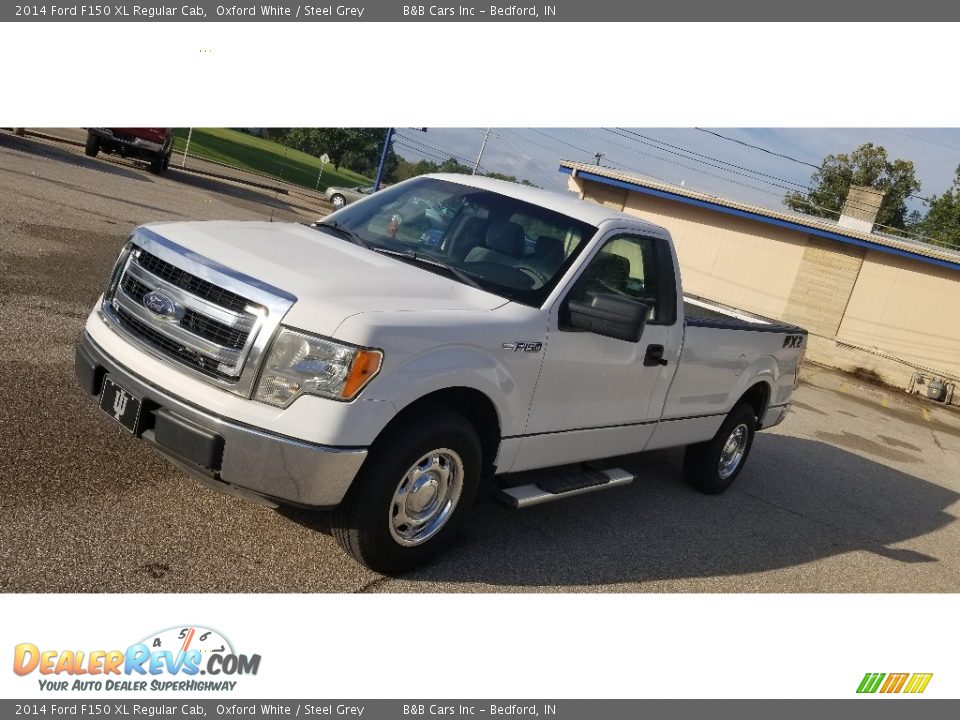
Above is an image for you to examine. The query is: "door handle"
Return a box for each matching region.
[643,344,668,367]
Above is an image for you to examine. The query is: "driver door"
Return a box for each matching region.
[511,232,683,472]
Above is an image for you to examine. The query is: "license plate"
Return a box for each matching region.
[98,377,143,434]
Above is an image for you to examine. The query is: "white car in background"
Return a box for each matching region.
[324,184,374,208]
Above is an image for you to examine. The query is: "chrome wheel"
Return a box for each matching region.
[331,194,346,208]
[718,423,749,480]
[388,449,464,547]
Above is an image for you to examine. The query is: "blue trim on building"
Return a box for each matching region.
[560,165,960,272]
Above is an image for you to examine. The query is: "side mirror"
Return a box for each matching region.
[567,292,649,342]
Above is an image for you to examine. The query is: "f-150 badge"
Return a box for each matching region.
[502,341,543,352]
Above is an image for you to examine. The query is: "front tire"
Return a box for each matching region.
[330,193,346,208]
[683,403,757,494]
[332,408,481,574]
[84,132,100,157]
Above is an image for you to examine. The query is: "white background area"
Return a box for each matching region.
[1,20,958,700]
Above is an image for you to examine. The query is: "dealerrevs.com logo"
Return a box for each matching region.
[857,672,933,695]
[13,626,261,692]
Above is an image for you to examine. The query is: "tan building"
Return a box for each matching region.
[561,160,960,405]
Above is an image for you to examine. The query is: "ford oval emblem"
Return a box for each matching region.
[142,290,181,320]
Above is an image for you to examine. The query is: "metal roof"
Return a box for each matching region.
[559,161,960,272]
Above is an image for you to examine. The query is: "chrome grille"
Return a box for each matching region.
[114,306,236,380]
[99,227,297,397]
[180,310,248,350]
[137,249,251,314]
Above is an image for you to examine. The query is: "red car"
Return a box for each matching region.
[85,128,174,174]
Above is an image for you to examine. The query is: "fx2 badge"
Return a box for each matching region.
[783,334,804,349]
[502,341,543,352]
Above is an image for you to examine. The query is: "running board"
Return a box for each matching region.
[497,467,635,509]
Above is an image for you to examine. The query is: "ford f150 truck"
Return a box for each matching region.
[75,174,807,573]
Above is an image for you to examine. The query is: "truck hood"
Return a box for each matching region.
[141,221,509,336]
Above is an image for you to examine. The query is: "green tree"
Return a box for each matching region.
[913,166,960,248]
[283,128,387,170]
[388,158,440,183]
[438,157,474,174]
[784,143,921,230]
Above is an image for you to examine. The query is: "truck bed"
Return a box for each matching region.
[683,294,805,335]
[644,293,808,437]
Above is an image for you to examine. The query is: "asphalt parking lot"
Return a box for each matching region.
[2,130,960,593]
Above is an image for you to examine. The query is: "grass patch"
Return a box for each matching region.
[172,128,370,191]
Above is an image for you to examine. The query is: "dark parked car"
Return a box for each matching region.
[85,128,174,175]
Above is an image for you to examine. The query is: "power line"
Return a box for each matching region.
[392,132,477,167]
[883,129,960,154]
[473,128,492,175]
[694,127,934,204]
[513,126,786,198]
[694,127,820,170]
[489,133,553,179]
[392,139,485,172]
[530,128,924,238]
[609,128,812,192]
[453,127,928,239]
[605,128,918,217]
[395,132,479,163]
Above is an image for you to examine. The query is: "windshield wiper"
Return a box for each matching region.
[311,220,371,250]
[374,248,484,291]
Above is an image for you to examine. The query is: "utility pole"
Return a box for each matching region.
[374,127,394,191]
[594,152,605,166]
[473,128,492,175]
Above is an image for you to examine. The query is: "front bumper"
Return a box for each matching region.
[75,331,367,508]
[760,403,789,430]
[88,128,165,155]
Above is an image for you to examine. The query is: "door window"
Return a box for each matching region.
[567,234,662,321]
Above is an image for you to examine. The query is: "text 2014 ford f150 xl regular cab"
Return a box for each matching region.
[75,174,807,573]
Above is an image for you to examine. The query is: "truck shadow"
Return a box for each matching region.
[0,131,151,183]
[398,434,958,588]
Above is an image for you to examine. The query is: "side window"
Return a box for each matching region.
[568,234,662,321]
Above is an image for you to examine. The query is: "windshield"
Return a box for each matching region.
[318,177,598,307]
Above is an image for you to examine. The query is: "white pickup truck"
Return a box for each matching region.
[76,174,806,573]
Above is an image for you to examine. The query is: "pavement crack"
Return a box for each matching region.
[931,431,946,453]
[355,575,392,593]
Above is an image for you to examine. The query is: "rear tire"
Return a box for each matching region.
[332,408,481,575]
[84,132,100,157]
[683,403,757,494]
[149,153,164,174]
[330,194,346,208]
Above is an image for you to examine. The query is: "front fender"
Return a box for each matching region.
[371,343,534,438]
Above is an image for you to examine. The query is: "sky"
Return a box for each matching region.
[389,128,960,218]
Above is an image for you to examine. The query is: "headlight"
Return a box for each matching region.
[253,328,383,407]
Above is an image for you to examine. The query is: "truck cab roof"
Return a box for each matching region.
[422,173,671,238]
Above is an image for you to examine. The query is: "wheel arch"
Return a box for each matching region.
[381,386,502,475]
[737,380,772,424]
